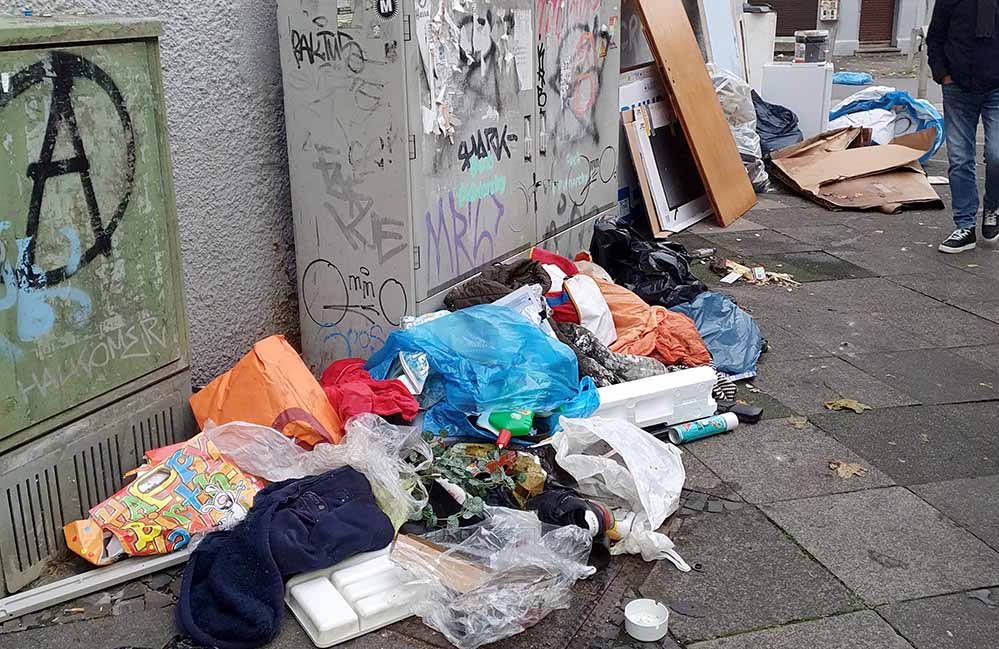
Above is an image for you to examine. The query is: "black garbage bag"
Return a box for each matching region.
[589,220,706,309]
[752,90,804,157]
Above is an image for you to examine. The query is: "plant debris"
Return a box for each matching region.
[823,399,873,413]
[828,461,867,479]
[787,416,809,429]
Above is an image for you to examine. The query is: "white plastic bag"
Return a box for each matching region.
[542,417,690,570]
[391,508,595,649]
[205,414,433,529]
[828,107,897,144]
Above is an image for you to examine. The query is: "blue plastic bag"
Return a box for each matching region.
[366,304,598,439]
[671,292,762,379]
[829,87,944,162]
[832,71,873,86]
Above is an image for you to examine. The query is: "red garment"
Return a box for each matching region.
[530,247,579,276]
[320,358,419,422]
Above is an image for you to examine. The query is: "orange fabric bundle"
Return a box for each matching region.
[593,279,711,367]
[190,336,343,448]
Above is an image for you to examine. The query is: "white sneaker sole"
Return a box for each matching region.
[938,241,976,253]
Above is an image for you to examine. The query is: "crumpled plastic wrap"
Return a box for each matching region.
[542,417,689,570]
[205,414,433,529]
[707,63,771,192]
[392,508,595,649]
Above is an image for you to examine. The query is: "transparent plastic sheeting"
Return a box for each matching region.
[205,415,433,529]
[541,417,690,570]
[366,304,599,440]
[391,508,596,649]
[708,63,771,191]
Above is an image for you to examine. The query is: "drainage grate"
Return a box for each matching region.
[0,372,192,595]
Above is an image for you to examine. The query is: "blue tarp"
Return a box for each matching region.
[829,89,944,162]
[366,304,598,440]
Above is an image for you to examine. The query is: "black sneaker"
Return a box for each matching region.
[938,227,977,253]
[983,210,999,242]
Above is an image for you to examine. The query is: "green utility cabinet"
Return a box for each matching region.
[0,17,192,594]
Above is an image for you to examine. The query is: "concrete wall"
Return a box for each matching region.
[43,1,298,386]
[824,0,929,55]
[824,0,862,55]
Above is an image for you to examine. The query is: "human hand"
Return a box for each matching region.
[942,75,954,85]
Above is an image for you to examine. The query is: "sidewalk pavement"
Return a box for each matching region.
[3,149,998,649]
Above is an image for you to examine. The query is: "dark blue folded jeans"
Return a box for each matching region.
[942,83,999,229]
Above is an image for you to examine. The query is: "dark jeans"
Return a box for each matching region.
[942,83,999,229]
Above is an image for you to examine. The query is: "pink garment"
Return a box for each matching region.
[320,358,419,422]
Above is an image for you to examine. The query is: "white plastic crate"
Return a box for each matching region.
[285,547,417,647]
[593,367,717,428]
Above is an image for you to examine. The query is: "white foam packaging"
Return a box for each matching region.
[285,547,418,647]
[592,366,716,428]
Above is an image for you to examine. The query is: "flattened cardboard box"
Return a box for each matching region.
[771,127,943,213]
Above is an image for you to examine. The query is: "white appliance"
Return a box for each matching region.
[761,62,835,138]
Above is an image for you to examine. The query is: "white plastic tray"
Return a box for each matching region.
[285,547,417,647]
[593,366,717,428]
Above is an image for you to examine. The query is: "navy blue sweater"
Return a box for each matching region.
[928,0,999,93]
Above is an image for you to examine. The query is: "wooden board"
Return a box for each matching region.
[634,0,756,226]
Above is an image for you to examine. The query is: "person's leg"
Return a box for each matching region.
[943,84,982,230]
[980,88,999,241]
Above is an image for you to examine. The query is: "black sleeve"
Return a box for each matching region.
[926,0,954,83]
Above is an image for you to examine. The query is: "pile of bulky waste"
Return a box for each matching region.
[61,224,766,649]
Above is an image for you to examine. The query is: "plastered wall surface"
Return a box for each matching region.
[15,1,299,385]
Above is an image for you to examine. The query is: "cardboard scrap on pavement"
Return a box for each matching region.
[770,127,943,213]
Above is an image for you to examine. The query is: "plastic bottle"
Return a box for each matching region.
[668,413,739,444]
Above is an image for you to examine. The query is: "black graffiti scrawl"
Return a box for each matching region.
[0,51,136,289]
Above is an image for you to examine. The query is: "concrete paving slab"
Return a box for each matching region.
[886,305,999,348]
[790,278,946,314]
[638,508,856,644]
[681,451,744,501]
[842,349,999,404]
[729,382,799,421]
[768,224,867,250]
[698,230,822,256]
[689,218,767,234]
[890,270,999,306]
[687,418,894,504]
[754,321,825,364]
[952,344,999,371]
[763,305,932,355]
[751,251,876,282]
[742,207,857,231]
[911,475,999,551]
[823,244,955,278]
[763,487,999,605]
[0,607,177,649]
[878,589,999,649]
[950,300,999,325]
[686,610,913,649]
[928,241,999,277]
[752,356,919,415]
[810,403,999,485]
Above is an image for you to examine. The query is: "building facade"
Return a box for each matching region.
[768,0,933,55]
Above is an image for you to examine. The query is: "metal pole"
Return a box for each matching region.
[916,27,929,99]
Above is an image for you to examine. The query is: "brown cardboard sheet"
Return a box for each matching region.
[771,127,943,213]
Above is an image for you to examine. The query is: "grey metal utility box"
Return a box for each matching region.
[277,0,622,370]
[0,16,193,594]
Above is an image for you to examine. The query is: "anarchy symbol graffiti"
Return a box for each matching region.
[0,51,136,289]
